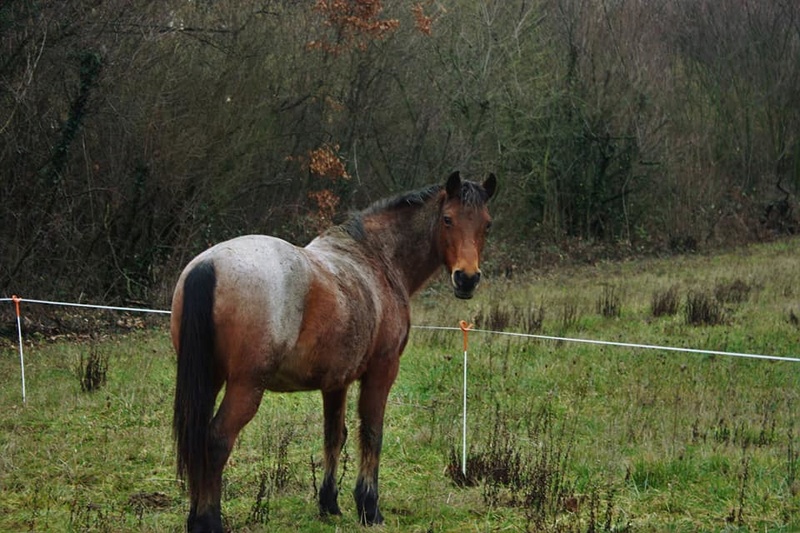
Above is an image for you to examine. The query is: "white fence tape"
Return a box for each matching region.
[0,297,171,314]
[412,325,800,363]
[3,297,798,404]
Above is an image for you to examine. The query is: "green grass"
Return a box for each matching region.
[2,238,799,531]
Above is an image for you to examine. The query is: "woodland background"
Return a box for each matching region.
[2,0,799,305]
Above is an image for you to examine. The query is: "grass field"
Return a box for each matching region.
[1,238,799,532]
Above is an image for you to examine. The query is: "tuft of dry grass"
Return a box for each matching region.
[685,289,726,326]
[597,284,622,318]
[651,285,680,317]
[77,340,109,393]
[714,278,752,305]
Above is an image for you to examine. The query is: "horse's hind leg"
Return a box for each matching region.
[354,360,399,526]
[319,387,349,516]
[191,381,265,533]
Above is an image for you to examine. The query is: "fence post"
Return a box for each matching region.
[459,320,473,477]
[12,296,26,404]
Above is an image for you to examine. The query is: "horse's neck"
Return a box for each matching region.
[361,207,441,296]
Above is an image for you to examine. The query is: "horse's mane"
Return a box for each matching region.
[365,184,443,214]
[334,180,489,242]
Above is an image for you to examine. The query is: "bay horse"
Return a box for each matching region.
[171,171,496,531]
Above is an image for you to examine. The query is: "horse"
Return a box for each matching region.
[171,171,496,531]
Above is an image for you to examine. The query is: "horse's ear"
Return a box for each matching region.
[483,173,497,200]
[446,171,461,199]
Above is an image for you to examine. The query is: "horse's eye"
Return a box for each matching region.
[486,221,493,232]
[443,215,453,227]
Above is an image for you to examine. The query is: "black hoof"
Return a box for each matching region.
[354,480,383,526]
[359,507,384,526]
[187,509,224,533]
[319,477,342,516]
[319,501,342,517]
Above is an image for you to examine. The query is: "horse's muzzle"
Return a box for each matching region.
[452,270,481,299]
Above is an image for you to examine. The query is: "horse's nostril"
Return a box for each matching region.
[453,270,481,291]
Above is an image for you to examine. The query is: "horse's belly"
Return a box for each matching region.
[261,368,353,393]
[263,333,374,392]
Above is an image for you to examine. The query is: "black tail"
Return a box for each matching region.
[173,260,218,499]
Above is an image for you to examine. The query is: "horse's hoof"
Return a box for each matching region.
[319,483,342,517]
[359,508,384,526]
[319,504,342,517]
[187,512,224,533]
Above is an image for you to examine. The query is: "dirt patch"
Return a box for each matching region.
[128,491,173,510]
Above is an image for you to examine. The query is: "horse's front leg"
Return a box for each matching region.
[354,359,399,526]
[319,387,348,516]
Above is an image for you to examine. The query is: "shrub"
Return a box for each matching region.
[519,303,545,334]
[474,303,512,332]
[78,343,108,393]
[685,290,725,326]
[597,285,622,318]
[651,285,680,317]
[714,278,751,304]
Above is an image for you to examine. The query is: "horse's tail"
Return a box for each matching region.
[173,260,218,497]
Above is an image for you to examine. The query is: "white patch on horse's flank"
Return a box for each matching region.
[203,235,312,349]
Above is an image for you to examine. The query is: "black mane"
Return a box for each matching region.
[335,184,438,241]
[365,184,443,214]
[337,180,489,241]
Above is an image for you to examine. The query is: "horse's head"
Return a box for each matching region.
[439,171,497,299]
